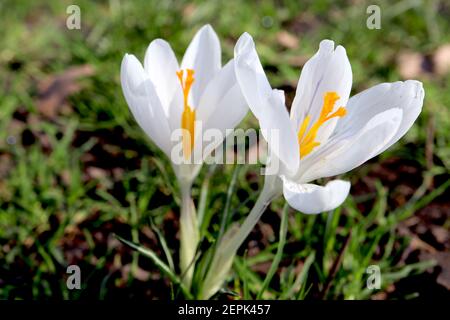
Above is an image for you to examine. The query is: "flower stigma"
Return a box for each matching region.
[298,91,346,157]
[176,69,196,159]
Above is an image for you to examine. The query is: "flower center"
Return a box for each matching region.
[176,69,196,159]
[297,91,346,157]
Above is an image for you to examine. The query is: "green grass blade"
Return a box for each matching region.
[150,218,175,272]
[256,202,289,299]
[115,234,193,299]
[218,165,241,240]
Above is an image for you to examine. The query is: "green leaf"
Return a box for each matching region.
[115,234,193,299]
[150,218,175,272]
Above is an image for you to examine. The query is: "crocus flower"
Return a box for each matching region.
[121,24,248,184]
[234,33,424,214]
[200,33,424,299]
[120,25,248,288]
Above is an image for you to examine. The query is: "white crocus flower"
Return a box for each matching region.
[234,32,424,213]
[200,33,424,299]
[121,24,248,183]
[120,25,248,289]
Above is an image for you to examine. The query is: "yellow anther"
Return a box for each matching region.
[177,69,196,159]
[298,92,347,157]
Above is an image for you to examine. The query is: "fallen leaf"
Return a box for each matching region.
[60,169,72,186]
[182,3,197,20]
[433,44,450,75]
[435,252,450,290]
[397,51,425,79]
[251,260,272,274]
[37,64,95,119]
[431,226,449,246]
[276,31,299,49]
[86,166,108,180]
[288,55,308,67]
[420,251,450,290]
[371,292,387,300]
[409,236,437,253]
[289,12,321,35]
[0,154,13,179]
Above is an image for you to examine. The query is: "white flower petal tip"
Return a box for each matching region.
[145,38,170,53]
[234,36,299,173]
[382,80,424,151]
[319,39,335,51]
[233,33,274,113]
[195,24,220,49]
[234,35,259,72]
[334,80,423,157]
[402,80,425,111]
[290,38,352,136]
[185,24,221,54]
[317,40,348,58]
[282,179,351,214]
[144,39,177,71]
[121,53,148,84]
[234,32,255,57]
[143,39,179,113]
[120,53,173,157]
[317,39,346,55]
[181,24,221,106]
[200,23,215,34]
[406,80,424,97]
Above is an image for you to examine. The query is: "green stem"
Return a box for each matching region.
[197,164,216,231]
[222,174,281,257]
[257,201,289,299]
[199,174,281,299]
[179,180,199,290]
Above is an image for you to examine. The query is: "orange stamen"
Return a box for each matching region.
[297,92,347,157]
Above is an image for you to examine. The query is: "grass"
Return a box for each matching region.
[0,0,449,300]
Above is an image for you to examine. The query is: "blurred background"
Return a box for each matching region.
[0,0,449,300]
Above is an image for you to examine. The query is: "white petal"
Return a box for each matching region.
[234,32,273,117]
[283,179,350,214]
[181,24,221,107]
[290,40,352,144]
[299,108,403,182]
[383,81,423,151]
[144,39,180,115]
[193,59,249,160]
[121,54,172,157]
[202,82,248,133]
[334,80,424,149]
[234,33,299,174]
[196,59,240,127]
